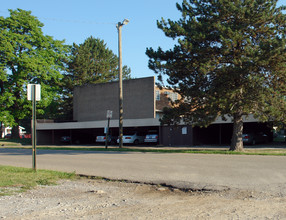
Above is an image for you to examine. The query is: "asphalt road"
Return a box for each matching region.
[1,148,286,194]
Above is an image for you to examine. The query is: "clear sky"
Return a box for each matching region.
[1,0,285,79]
[1,0,182,79]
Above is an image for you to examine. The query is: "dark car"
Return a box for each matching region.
[4,133,12,139]
[60,136,71,144]
[274,130,286,142]
[242,132,268,145]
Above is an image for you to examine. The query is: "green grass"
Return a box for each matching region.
[31,146,286,156]
[0,138,31,146]
[0,165,76,196]
[1,138,285,156]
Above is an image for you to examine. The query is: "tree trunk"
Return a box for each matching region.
[229,112,244,151]
[0,122,3,138]
[11,125,20,139]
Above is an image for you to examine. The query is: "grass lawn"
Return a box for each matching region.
[1,138,286,156]
[1,145,283,156]
[0,138,31,146]
[0,165,76,196]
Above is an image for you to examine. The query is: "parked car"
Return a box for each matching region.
[23,134,32,139]
[273,130,286,142]
[242,132,268,145]
[4,133,11,139]
[96,135,117,145]
[60,136,71,144]
[144,133,159,144]
[117,132,144,145]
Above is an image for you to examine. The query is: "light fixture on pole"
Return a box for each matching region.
[117,19,129,148]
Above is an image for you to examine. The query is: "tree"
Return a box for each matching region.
[146,0,286,151]
[68,36,131,85]
[60,36,131,120]
[0,68,13,138]
[0,9,70,138]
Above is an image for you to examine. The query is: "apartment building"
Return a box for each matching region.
[37,77,189,145]
[37,76,270,146]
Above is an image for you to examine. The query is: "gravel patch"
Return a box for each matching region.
[1,178,286,219]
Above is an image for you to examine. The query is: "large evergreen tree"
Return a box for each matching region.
[68,36,131,86]
[0,9,70,138]
[60,36,131,120]
[146,0,286,151]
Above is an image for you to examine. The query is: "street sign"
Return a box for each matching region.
[27,84,41,101]
[27,84,41,170]
[106,110,113,119]
[105,110,112,149]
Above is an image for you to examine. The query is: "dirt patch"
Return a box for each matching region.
[1,178,286,219]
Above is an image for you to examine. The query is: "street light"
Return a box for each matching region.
[117,19,129,148]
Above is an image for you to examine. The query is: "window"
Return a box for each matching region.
[164,91,178,102]
[171,93,178,101]
[164,91,170,96]
[156,90,160,100]
[156,112,162,119]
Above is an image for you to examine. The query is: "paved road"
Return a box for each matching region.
[0,148,286,194]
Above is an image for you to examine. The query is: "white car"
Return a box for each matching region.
[144,134,159,144]
[96,135,116,145]
[117,132,144,145]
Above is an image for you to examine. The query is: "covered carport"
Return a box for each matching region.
[192,114,273,146]
[36,118,161,145]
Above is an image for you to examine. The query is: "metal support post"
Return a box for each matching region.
[32,85,36,171]
[105,117,110,149]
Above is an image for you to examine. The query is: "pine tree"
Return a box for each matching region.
[60,36,131,120]
[146,0,286,151]
[67,36,131,86]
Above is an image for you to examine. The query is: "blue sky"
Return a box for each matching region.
[1,0,181,79]
[1,0,285,79]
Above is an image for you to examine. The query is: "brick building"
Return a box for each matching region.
[37,76,270,146]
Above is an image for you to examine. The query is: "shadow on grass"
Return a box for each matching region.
[0,138,31,146]
[2,147,286,156]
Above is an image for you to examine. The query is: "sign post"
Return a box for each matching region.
[27,84,41,171]
[105,110,112,149]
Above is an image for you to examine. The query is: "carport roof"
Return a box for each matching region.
[37,118,161,130]
[37,114,259,131]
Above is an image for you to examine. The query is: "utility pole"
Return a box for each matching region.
[117,19,129,148]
